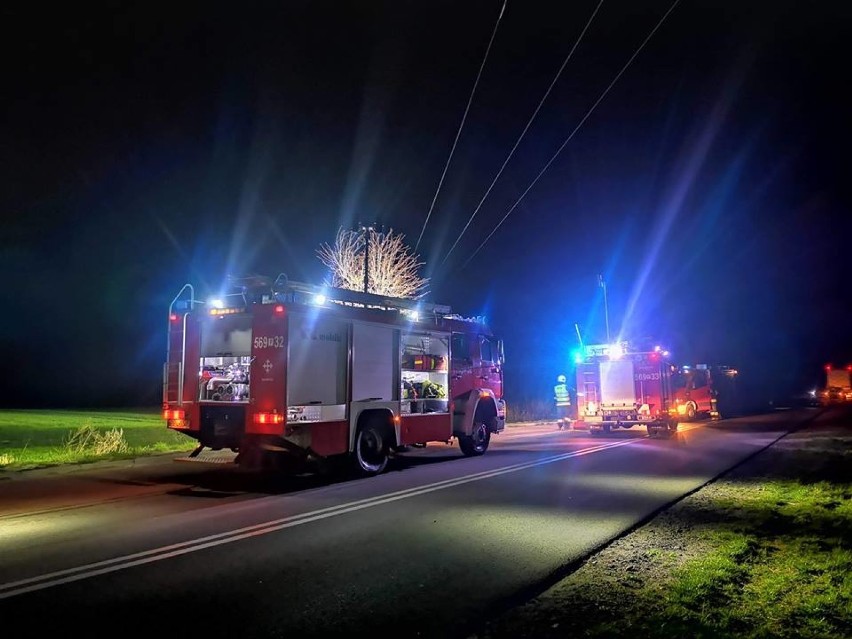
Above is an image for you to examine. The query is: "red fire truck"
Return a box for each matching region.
[163,275,506,474]
[574,342,677,437]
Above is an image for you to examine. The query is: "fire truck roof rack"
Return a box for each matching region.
[444,313,488,324]
[267,273,454,318]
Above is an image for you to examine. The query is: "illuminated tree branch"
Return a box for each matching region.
[318,227,429,299]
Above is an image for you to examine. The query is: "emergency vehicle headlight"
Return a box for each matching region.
[210,298,224,309]
[253,412,284,425]
[676,404,688,415]
[313,294,327,306]
[608,344,624,360]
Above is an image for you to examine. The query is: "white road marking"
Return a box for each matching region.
[0,438,642,600]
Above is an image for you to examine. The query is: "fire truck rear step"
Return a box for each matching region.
[174,449,238,464]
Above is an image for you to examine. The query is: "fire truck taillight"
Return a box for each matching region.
[169,313,179,322]
[163,409,185,420]
[273,304,285,316]
[253,412,284,425]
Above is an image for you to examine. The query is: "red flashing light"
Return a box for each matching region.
[649,352,660,361]
[253,412,284,425]
[169,313,179,322]
[847,365,852,372]
[273,304,285,316]
[163,409,185,420]
[825,365,832,371]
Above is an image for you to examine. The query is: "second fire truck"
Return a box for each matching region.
[574,342,720,437]
[163,275,506,474]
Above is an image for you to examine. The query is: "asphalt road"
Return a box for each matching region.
[0,411,815,638]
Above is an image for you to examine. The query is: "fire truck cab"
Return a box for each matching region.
[574,342,677,437]
[671,364,721,420]
[163,276,506,475]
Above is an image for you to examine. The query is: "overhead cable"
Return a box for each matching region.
[459,0,682,270]
[414,0,508,253]
[440,0,605,266]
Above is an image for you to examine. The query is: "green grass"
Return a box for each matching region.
[0,409,195,470]
[648,479,852,639]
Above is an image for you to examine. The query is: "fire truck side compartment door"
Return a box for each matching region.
[287,313,348,406]
[352,323,398,402]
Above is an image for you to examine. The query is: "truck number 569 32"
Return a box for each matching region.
[254,335,284,349]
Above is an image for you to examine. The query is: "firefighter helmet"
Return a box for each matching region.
[557,374,567,383]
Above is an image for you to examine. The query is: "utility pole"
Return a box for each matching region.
[598,274,610,343]
[360,223,374,293]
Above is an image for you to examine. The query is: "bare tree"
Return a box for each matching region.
[318,227,429,299]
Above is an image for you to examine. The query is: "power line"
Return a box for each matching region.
[414,0,507,253]
[439,0,605,266]
[459,0,681,270]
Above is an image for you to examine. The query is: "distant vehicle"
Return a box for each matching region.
[162,275,506,475]
[819,365,852,405]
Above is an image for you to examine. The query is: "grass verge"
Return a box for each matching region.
[482,418,852,639]
[657,478,852,638]
[0,409,194,470]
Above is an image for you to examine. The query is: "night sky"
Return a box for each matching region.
[2,1,850,408]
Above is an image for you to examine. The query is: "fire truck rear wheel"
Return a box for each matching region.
[685,404,697,421]
[459,422,490,456]
[353,423,389,475]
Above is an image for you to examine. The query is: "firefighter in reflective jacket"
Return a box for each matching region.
[554,374,572,430]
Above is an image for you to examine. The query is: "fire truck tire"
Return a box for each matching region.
[353,423,389,475]
[685,404,697,421]
[602,423,612,434]
[459,422,490,456]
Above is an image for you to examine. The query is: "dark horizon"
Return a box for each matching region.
[2,1,850,409]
